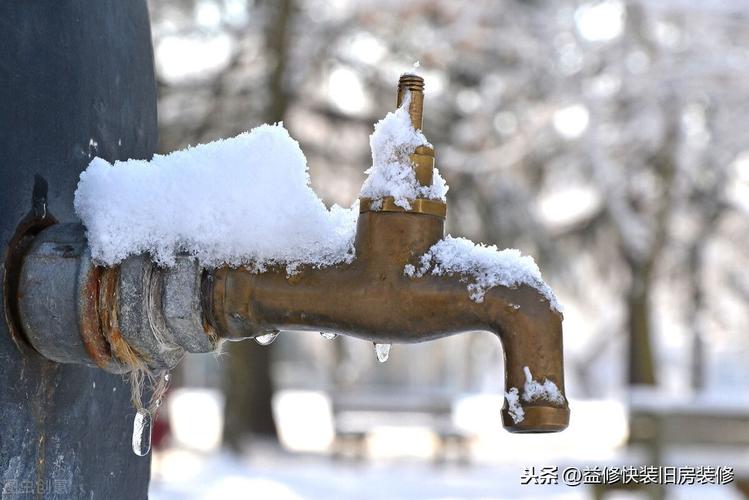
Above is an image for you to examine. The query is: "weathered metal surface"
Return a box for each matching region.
[15,223,131,374]
[15,228,220,370]
[0,1,156,497]
[162,256,218,353]
[208,76,570,434]
[117,256,185,370]
[18,224,100,367]
[78,254,130,374]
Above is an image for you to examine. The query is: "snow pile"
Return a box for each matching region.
[504,387,525,424]
[74,124,357,269]
[404,236,562,312]
[522,367,565,405]
[360,94,448,210]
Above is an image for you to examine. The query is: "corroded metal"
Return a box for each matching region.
[18,224,101,367]
[2,176,57,350]
[79,253,129,374]
[162,256,218,353]
[117,255,184,370]
[13,224,215,373]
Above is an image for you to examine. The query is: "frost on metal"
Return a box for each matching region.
[522,366,565,405]
[404,235,562,312]
[504,387,525,423]
[74,124,357,270]
[359,94,448,210]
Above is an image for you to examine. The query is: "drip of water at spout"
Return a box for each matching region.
[320,332,338,340]
[255,330,280,346]
[374,343,391,363]
[132,409,153,457]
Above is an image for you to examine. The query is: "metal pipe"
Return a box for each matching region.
[208,211,569,433]
[6,75,569,433]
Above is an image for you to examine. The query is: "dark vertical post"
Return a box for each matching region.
[0,1,158,498]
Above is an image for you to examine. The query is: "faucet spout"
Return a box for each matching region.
[206,210,569,432]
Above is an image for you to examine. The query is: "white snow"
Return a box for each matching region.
[359,94,448,210]
[522,366,565,406]
[504,387,525,423]
[74,124,357,270]
[404,235,562,312]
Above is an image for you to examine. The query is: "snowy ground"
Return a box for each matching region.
[149,446,582,500]
[148,390,744,499]
[149,446,743,500]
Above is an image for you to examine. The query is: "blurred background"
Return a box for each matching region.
[145,0,749,498]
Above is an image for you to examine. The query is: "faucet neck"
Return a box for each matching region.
[354,211,443,273]
[355,74,446,265]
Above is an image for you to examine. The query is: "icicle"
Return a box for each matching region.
[255,330,280,346]
[132,409,153,457]
[320,332,338,340]
[374,343,391,363]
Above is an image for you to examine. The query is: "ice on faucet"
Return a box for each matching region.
[405,235,562,312]
[360,94,447,210]
[374,343,391,363]
[254,331,280,346]
[74,124,357,269]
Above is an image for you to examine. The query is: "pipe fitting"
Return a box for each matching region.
[15,223,217,373]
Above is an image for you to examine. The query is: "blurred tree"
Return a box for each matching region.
[222,0,297,447]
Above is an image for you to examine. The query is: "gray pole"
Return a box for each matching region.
[0,1,158,498]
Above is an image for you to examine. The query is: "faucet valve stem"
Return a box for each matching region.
[397,74,425,131]
[397,74,434,188]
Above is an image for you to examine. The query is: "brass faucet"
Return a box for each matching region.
[205,74,570,433]
[6,75,569,433]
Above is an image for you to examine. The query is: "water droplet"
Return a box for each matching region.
[164,373,171,382]
[255,330,280,346]
[374,343,391,363]
[132,409,152,457]
[320,332,338,340]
